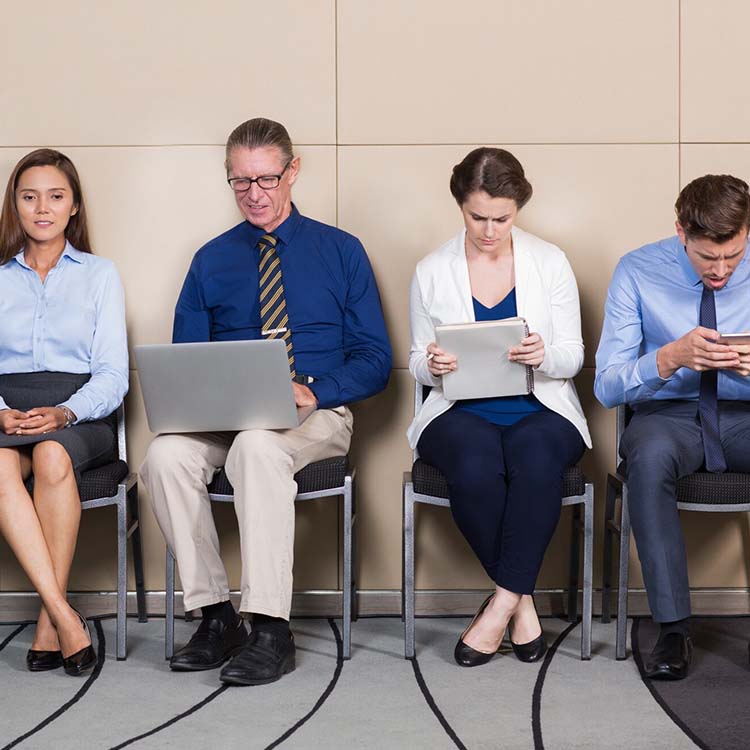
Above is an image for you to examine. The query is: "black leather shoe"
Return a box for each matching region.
[454,594,503,668]
[170,613,248,672]
[645,632,693,680]
[26,649,63,672]
[510,633,547,663]
[63,610,97,676]
[220,629,296,686]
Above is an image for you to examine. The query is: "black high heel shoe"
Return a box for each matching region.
[454,594,504,668]
[26,649,63,672]
[62,609,97,676]
[509,598,547,663]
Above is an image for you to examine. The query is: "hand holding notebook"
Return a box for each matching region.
[435,317,535,401]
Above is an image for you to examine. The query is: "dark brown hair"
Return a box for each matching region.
[0,149,92,264]
[224,117,294,168]
[450,147,533,208]
[675,174,750,242]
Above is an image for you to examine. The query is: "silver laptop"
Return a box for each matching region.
[135,339,315,433]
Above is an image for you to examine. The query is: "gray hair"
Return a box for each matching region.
[225,118,294,167]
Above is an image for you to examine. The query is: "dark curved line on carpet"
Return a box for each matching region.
[2,619,106,750]
[410,655,468,750]
[631,618,711,750]
[109,618,343,750]
[531,619,579,750]
[263,618,344,749]
[0,624,27,654]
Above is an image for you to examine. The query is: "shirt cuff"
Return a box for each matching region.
[635,350,670,389]
[308,378,339,410]
[0,396,8,411]
[60,396,85,424]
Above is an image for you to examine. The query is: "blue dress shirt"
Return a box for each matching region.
[0,242,129,421]
[456,289,547,425]
[595,234,750,408]
[173,206,392,409]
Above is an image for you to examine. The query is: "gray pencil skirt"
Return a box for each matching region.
[0,372,117,481]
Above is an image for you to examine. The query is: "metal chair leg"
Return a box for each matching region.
[616,487,631,660]
[116,490,128,660]
[581,485,594,660]
[129,484,148,623]
[165,548,175,660]
[567,503,581,623]
[403,477,416,659]
[601,474,617,624]
[342,475,353,660]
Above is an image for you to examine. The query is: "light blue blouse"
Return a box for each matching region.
[0,242,129,422]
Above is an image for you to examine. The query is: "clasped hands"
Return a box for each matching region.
[0,406,68,436]
[426,333,545,377]
[657,326,750,378]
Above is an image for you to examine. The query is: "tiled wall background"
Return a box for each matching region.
[2,0,749,598]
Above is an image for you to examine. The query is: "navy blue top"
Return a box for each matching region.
[455,289,547,425]
[173,205,392,409]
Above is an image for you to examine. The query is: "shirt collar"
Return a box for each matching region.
[13,240,84,269]
[244,204,302,250]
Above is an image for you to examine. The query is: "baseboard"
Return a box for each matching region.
[1,588,749,621]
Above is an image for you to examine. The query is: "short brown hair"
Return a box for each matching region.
[450,147,533,208]
[225,117,294,168]
[0,149,93,265]
[675,174,750,242]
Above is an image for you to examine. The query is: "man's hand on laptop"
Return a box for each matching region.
[293,382,318,408]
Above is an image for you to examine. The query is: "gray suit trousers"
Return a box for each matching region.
[620,399,750,622]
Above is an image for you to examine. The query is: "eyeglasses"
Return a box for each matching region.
[227,160,291,193]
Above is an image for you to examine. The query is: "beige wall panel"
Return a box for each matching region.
[338,0,677,144]
[349,370,414,589]
[681,144,750,188]
[0,1,335,146]
[681,0,750,142]
[338,145,678,370]
[0,145,337,360]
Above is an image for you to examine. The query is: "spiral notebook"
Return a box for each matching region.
[435,317,534,401]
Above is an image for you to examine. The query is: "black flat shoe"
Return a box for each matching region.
[220,629,296,686]
[645,632,692,681]
[454,594,502,668]
[510,633,547,663]
[170,612,248,672]
[26,649,63,672]
[63,610,97,677]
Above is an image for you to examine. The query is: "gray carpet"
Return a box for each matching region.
[0,613,743,749]
[633,617,750,750]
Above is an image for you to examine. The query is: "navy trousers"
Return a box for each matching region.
[620,399,750,622]
[417,407,585,594]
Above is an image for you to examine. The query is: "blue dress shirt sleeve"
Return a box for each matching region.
[62,261,129,422]
[594,258,670,408]
[308,237,392,408]
[173,258,211,343]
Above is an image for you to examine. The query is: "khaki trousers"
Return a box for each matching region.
[140,406,353,619]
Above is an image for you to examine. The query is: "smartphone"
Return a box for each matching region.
[717,333,750,345]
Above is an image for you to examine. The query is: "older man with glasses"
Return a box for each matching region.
[141,117,391,686]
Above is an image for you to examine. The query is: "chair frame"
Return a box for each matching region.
[165,466,356,660]
[601,404,750,659]
[402,383,594,660]
[80,404,147,660]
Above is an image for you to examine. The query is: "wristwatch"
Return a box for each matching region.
[57,405,77,428]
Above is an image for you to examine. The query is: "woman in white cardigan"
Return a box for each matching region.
[408,148,591,668]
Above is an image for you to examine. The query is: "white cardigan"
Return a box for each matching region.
[407,226,591,449]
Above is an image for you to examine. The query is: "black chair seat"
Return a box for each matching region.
[207,456,350,497]
[676,472,750,504]
[79,460,130,502]
[412,459,586,499]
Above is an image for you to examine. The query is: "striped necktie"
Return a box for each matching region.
[258,233,296,378]
[698,285,726,473]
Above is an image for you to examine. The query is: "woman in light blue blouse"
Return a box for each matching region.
[0,149,128,675]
